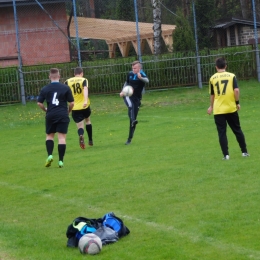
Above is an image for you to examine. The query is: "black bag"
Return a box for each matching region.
[66,217,102,247]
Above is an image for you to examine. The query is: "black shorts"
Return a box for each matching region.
[46,121,69,134]
[72,106,91,123]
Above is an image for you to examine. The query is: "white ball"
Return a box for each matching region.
[122,85,133,97]
[78,233,102,255]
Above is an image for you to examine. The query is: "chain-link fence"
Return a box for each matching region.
[0,0,260,104]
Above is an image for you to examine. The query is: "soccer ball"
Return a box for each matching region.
[78,234,102,255]
[122,85,133,97]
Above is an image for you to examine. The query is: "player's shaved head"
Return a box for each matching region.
[49,68,60,80]
[132,60,142,68]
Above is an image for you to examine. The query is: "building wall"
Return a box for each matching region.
[239,25,260,45]
[230,26,236,46]
[0,3,70,67]
[0,6,18,67]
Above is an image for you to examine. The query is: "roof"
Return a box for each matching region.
[70,17,175,44]
[212,18,260,29]
[69,17,175,57]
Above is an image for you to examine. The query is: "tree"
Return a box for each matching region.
[152,0,162,55]
[240,0,251,19]
[213,0,249,19]
[116,0,134,21]
[173,8,195,51]
[183,0,191,17]
[193,0,216,49]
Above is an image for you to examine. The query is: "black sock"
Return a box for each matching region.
[46,140,54,156]
[78,128,84,136]
[58,144,66,162]
[86,124,92,141]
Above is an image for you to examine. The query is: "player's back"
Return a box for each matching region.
[209,71,237,114]
[65,77,90,110]
[40,82,72,120]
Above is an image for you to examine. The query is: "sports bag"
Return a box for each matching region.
[101,212,130,238]
[66,213,130,247]
[66,216,102,247]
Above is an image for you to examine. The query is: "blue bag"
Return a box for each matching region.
[102,213,122,232]
[102,212,130,238]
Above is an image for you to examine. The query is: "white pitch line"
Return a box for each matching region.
[1,181,260,259]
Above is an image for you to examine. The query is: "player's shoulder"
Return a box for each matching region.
[209,73,217,81]
[56,82,71,91]
[227,71,236,77]
[140,70,147,77]
[82,77,88,83]
[56,82,68,87]
[41,83,52,91]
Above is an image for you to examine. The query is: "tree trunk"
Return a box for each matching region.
[138,0,145,22]
[89,0,95,18]
[240,0,251,19]
[151,0,162,55]
[183,0,190,18]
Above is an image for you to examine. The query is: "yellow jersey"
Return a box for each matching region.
[209,71,238,115]
[65,77,90,110]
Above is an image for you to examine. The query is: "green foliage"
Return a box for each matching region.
[194,0,216,49]
[1,81,260,259]
[216,0,242,18]
[98,0,117,19]
[92,0,134,21]
[116,0,134,21]
[173,8,195,52]
[0,67,19,103]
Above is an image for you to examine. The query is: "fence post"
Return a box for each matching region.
[72,0,81,67]
[12,0,26,105]
[252,0,260,82]
[192,1,202,89]
[134,0,142,63]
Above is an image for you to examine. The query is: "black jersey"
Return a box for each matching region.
[38,82,74,122]
[126,70,148,99]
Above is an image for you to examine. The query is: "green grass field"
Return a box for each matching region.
[1,80,260,260]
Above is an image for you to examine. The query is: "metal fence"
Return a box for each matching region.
[0,0,260,104]
[0,45,256,104]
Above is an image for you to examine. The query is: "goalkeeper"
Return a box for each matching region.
[119,60,149,145]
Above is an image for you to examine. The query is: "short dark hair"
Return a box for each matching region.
[49,68,60,78]
[74,67,83,75]
[215,57,227,69]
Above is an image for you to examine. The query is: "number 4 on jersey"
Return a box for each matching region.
[52,92,59,105]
